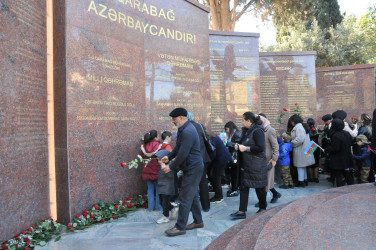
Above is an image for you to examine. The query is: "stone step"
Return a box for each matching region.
[254,183,375,249]
[206,203,289,250]
[206,184,375,250]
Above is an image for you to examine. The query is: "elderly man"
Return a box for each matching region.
[161,107,204,236]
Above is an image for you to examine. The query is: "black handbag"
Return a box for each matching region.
[199,124,215,153]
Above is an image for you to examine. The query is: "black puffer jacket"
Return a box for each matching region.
[238,123,268,188]
[326,119,354,170]
[226,130,242,155]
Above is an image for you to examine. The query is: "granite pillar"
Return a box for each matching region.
[53,0,209,223]
[316,64,376,120]
[0,0,49,242]
[259,51,317,132]
[209,31,260,133]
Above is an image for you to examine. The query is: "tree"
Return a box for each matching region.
[357,5,376,64]
[271,16,368,67]
[272,0,343,42]
[196,0,272,31]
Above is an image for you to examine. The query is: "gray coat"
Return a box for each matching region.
[264,125,279,191]
[157,170,176,195]
[291,123,315,167]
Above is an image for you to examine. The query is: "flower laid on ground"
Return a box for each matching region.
[121,155,151,169]
[66,195,148,232]
[1,218,64,249]
[1,195,147,249]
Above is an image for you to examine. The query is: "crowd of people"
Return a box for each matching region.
[138,107,376,237]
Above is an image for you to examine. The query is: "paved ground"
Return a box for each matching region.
[38,175,332,250]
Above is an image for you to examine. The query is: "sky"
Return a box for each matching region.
[235,0,375,45]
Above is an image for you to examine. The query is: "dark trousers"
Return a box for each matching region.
[176,165,204,230]
[239,186,267,212]
[230,162,239,191]
[159,194,173,217]
[199,162,210,211]
[332,170,345,187]
[209,160,227,199]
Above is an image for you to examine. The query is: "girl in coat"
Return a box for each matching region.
[141,130,162,211]
[230,112,268,219]
[289,115,315,187]
[224,121,242,197]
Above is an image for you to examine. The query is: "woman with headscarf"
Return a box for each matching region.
[289,114,315,187]
[325,119,354,187]
[230,112,268,219]
[258,115,281,204]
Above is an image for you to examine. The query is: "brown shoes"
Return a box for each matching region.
[186,222,204,230]
[165,227,186,236]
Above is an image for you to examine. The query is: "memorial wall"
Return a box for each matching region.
[259,52,317,131]
[54,0,209,222]
[0,0,49,241]
[316,64,376,120]
[209,31,260,133]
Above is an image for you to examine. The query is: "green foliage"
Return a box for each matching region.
[357,5,376,64]
[272,16,369,67]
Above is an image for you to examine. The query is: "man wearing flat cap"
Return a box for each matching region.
[161,107,204,236]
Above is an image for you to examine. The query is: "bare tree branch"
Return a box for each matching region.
[235,0,256,21]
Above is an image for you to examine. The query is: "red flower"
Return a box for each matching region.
[22,230,26,234]
[1,245,7,250]
[28,228,32,232]
[295,103,298,106]
[41,220,46,222]
[15,244,18,248]
[24,237,29,242]
[100,219,104,223]
[127,203,134,208]
[67,223,72,227]
[32,225,36,228]
[70,227,74,231]
[15,234,20,237]
[114,205,118,209]
[112,215,117,219]
[15,236,20,240]
[122,202,126,206]
[121,162,126,167]
[283,108,288,112]
[24,247,29,250]
[76,215,81,219]
[90,214,95,218]
[56,219,60,223]
[311,127,315,131]
[94,204,99,210]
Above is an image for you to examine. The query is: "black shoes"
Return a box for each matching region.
[230,211,246,220]
[296,181,305,187]
[227,190,239,197]
[270,192,282,203]
[254,202,259,208]
[256,208,266,213]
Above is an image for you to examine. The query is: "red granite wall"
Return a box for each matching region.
[209,31,260,133]
[54,0,209,222]
[0,0,49,242]
[316,64,376,121]
[259,51,317,132]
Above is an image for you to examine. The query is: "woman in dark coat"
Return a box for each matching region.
[230,112,268,219]
[325,119,354,187]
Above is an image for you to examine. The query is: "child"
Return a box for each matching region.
[161,131,173,152]
[154,150,178,224]
[141,130,163,211]
[278,133,293,189]
[353,134,371,183]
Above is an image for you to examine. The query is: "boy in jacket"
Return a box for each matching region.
[278,133,293,189]
[354,134,371,183]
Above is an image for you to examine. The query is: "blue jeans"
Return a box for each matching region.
[147,180,162,211]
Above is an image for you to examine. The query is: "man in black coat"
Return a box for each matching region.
[161,108,204,236]
[325,119,354,187]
